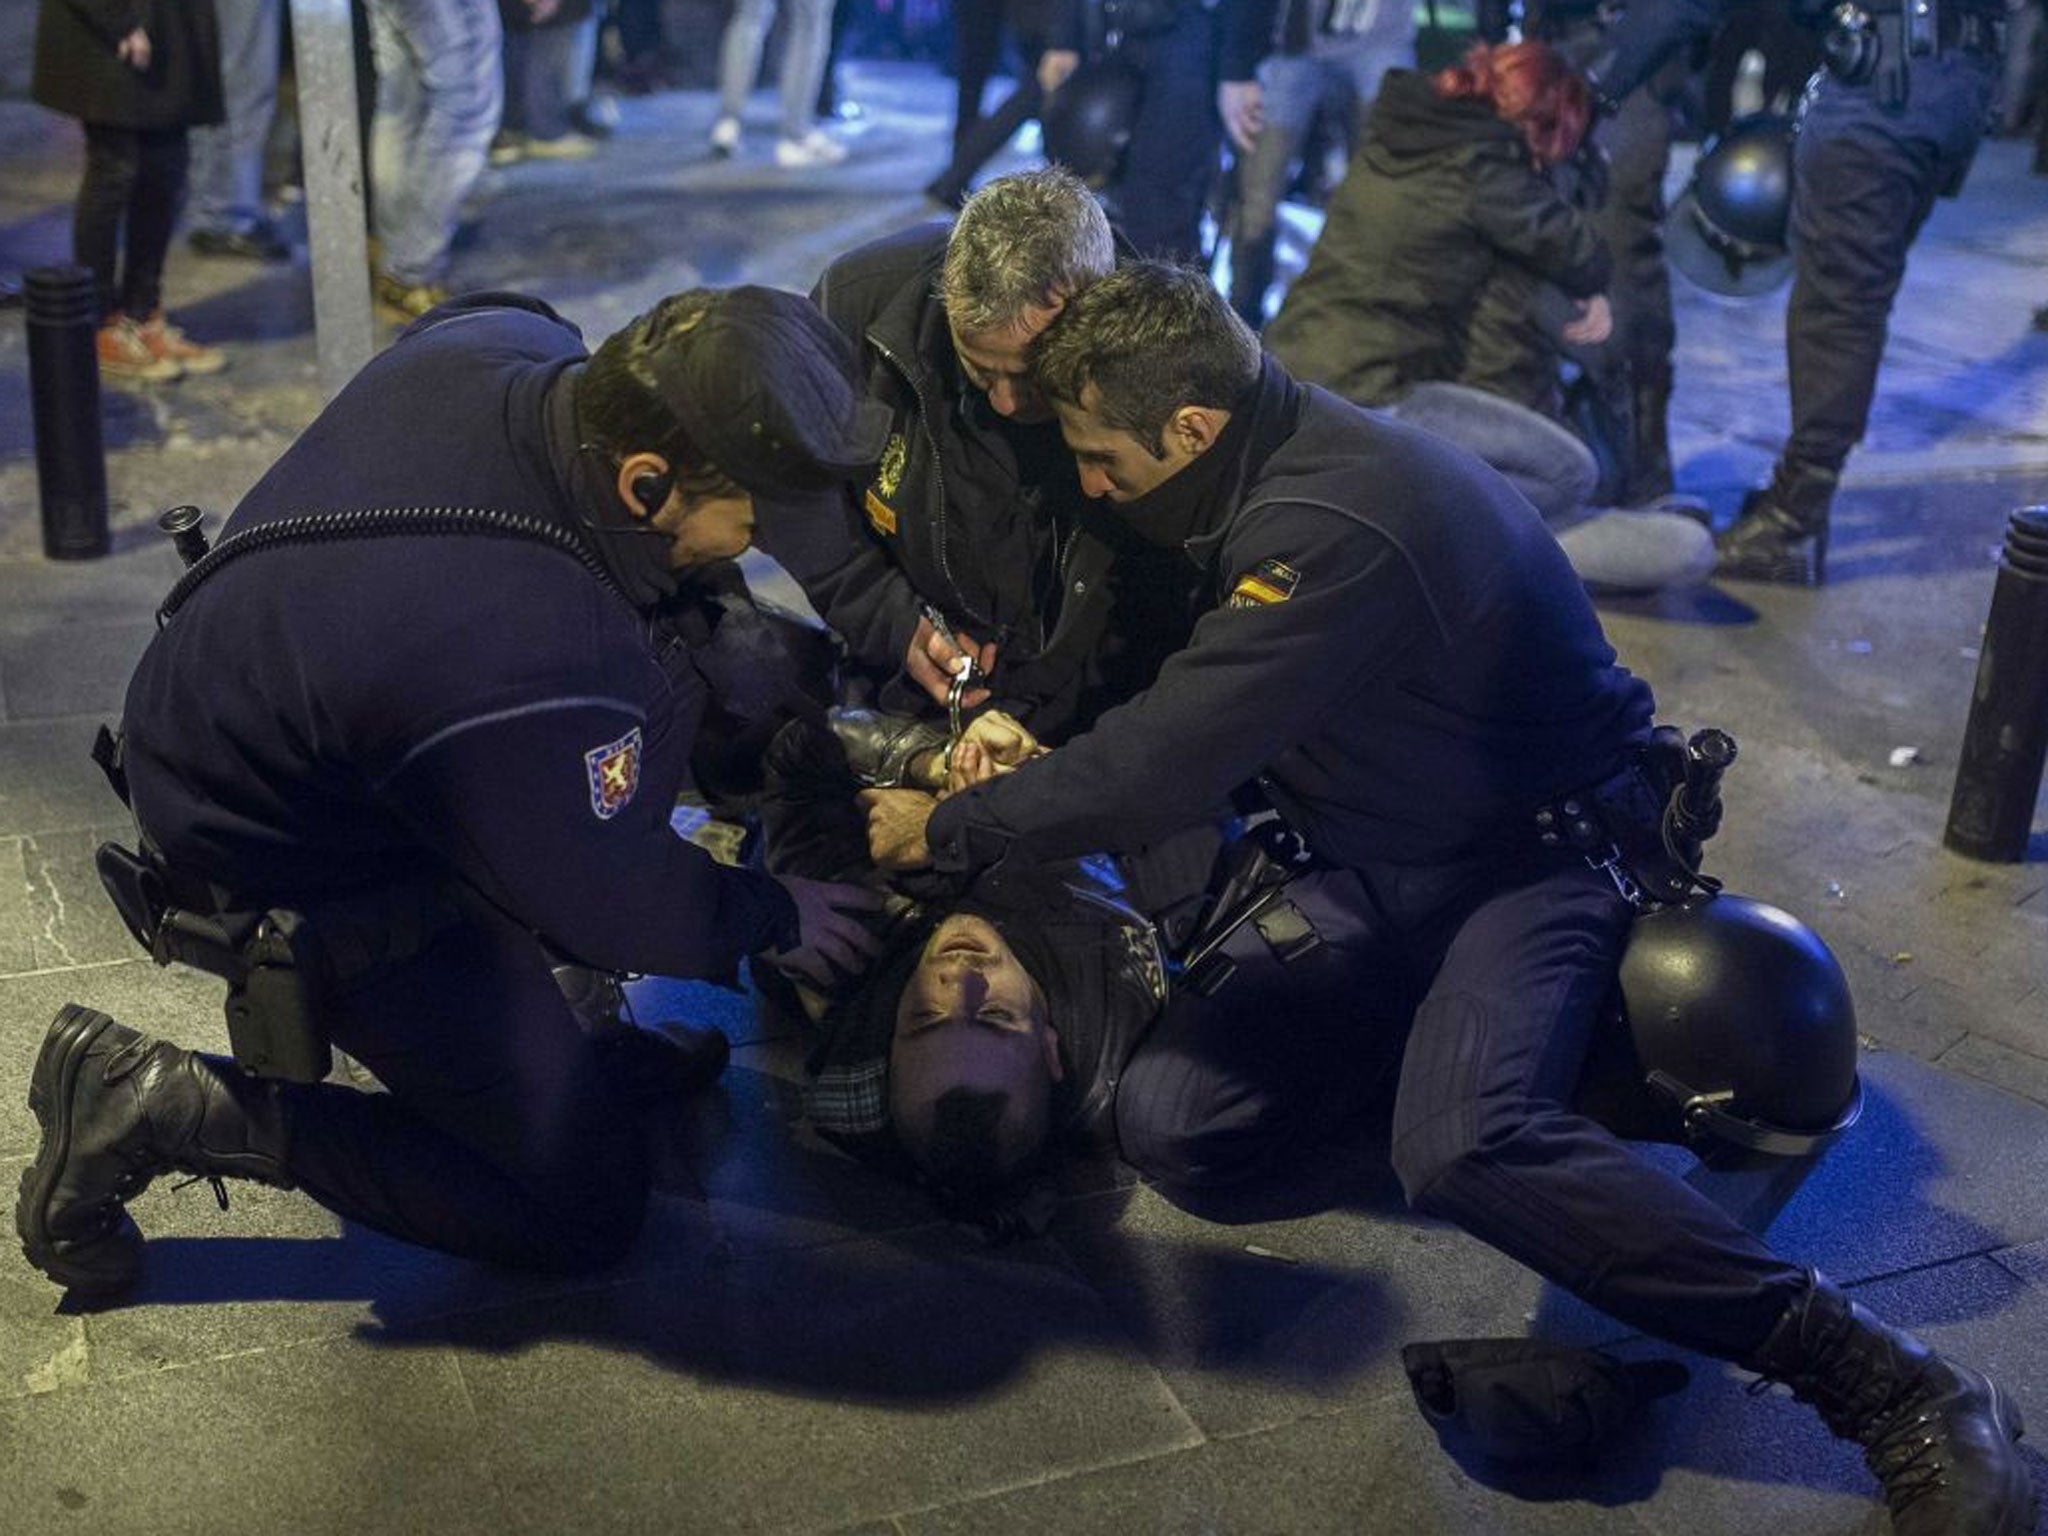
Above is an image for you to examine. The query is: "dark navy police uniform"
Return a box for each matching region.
[1603,0,2000,490]
[925,359,1811,1360]
[121,295,800,1270]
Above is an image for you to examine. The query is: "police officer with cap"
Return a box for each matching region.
[1598,0,2005,584]
[17,287,888,1295]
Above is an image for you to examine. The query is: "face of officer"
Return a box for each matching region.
[1053,384,1227,503]
[888,913,1063,1173]
[950,300,1068,424]
[615,451,756,568]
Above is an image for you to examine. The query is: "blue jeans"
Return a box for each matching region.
[504,23,579,142]
[366,0,503,286]
[718,0,835,142]
[1227,18,1413,325]
[187,0,280,235]
[1384,381,1596,525]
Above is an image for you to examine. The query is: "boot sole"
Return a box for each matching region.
[16,1004,143,1295]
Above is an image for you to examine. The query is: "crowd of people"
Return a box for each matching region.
[13,6,2048,1530]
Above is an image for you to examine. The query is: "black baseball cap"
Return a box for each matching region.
[628,285,889,496]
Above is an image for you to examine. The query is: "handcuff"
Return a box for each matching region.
[922,604,980,778]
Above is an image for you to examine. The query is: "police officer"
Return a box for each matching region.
[16,287,887,1296]
[1600,0,2006,582]
[758,167,1193,742]
[859,263,2036,1535]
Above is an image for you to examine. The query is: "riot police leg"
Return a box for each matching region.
[1386,858,1811,1359]
[1223,53,1320,329]
[1115,867,1407,1190]
[1110,6,1225,262]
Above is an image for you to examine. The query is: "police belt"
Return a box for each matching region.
[94,832,466,1082]
[1526,727,1730,911]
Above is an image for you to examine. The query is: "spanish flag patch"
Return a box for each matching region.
[864,488,898,536]
[1228,558,1302,608]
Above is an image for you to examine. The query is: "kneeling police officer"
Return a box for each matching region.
[16,288,885,1295]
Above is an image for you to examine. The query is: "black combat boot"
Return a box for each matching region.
[1716,460,1838,585]
[17,1005,295,1295]
[1624,374,1677,507]
[1749,1272,2038,1536]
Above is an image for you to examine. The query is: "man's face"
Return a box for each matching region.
[950,300,1066,423]
[1054,385,1200,503]
[889,913,1062,1141]
[649,487,755,568]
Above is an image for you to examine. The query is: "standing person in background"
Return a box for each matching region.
[1598,0,2006,584]
[364,0,503,320]
[493,0,600,162]
[1217,0,1417,329]
[33,0,231,380]
[185,0,291,262]
[708,0,846,168]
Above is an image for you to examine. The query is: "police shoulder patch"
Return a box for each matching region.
[1228,558,1302,608]
[585,727,643,820]
[863,487,898,536]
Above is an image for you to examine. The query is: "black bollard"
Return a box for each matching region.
[1944,506,2048,861]
[25,264,110,561]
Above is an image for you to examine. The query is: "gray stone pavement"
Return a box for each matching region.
[3,60,2048,1536]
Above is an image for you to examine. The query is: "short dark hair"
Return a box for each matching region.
[577,290,745,499]
[1029,262,1262,449]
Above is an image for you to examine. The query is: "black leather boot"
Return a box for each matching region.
[1716,461,1837,585]
[1749,1272,2038,1536]
[1624,374,1676,506]
[17,1005,295,1295]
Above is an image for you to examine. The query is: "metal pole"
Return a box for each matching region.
[25,265,110,561]
[1944,506,2048,862]
[287,0,377,397]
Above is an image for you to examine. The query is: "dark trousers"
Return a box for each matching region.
[266,906,650,1271]
[76,123,190,322]
[1783,51,1996,478]
[1118,856,1807,1363]
[1110,5,1224,263]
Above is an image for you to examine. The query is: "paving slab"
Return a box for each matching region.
[0,1335,502,1536]
[387,1227,1203,1536]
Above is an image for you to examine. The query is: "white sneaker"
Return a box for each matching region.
[709,115,740,157]
[774,129,847,169]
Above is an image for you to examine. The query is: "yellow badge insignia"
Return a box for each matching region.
[876,434,907,498]
[1228,558,1302,608]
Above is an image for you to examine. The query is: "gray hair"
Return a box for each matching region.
[940,167,1116,334]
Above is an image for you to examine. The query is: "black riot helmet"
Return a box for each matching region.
[1041,55,1146,189]
[1666,113,1797,298]
[1575,894,1863,1158]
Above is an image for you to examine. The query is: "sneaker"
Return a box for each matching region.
[96,315,181,382]
[774,129,847,169]
[709,115,741,156]
[188,222,291,262]
[374,272,451,321]
[135,311,227,375]
[488,131,529,166]
[524,132,598,161]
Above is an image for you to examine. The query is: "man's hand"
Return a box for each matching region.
[1218,79,1264,156]
[1563,293,1613,346]
[764,876,884,987]
[859,788,937,871]
[117,27,151,70]
[1038,49,1080,94]
[905,614,995,710]
[944,710,1047,795]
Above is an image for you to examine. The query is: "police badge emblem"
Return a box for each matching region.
[584,727,643,819]
[1228,558,1302,608]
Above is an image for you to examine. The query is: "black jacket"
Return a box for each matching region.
[1264,68,1610,414]
[33,0,223,129]
[757,712,1168,1168]
[755,223,1187,740]
[122,296,798,979]
[926,359,1655,878]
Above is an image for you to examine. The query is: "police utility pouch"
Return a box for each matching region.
[93,839,334,1084]
[1531,727,1734,909]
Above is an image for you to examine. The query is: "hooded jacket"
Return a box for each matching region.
[1264,68,1610,414]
